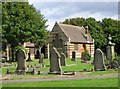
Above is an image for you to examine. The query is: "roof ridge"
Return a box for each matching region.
[53,22,93,44]
[58,23,83,29]
[56,22,69,40]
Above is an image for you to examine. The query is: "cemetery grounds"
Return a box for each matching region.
[1,58,119,87]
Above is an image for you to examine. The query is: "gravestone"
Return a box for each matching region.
[39,53,44,63]
[92,48,106,71]
[49,47,62,74]
[16,48,27,71]
[71,51,76,61]
[106,35,115,62]
[60,53,66,66]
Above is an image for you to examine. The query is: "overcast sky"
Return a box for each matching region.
[28,1,118,31]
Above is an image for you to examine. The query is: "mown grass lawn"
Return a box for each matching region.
[3,78,118,87]
[2,58,118,80]
[2,58,93,74]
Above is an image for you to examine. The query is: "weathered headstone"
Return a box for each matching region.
[49,47,62,74]
[16,48,27,71]
[92,48,106,71]
[60,53,66,66]
[71,51,76,61]
[39,53,44,63]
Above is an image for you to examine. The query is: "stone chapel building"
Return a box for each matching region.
[49,22,95,58]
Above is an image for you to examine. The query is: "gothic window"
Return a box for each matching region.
[52,40,55,47]
[59,39,63,48]
[53,34,63,48]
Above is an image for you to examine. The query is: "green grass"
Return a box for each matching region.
[62,58,93,71]
[3,78,118,87]
[2,58,118,80]
[87,70,118,75]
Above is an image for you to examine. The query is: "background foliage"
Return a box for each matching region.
[2,2,49,61]
[62,17,120,54]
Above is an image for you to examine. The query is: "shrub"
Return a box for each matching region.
[81,50,91,61]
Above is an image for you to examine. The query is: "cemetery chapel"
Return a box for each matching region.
[48,22,95,58]
[21,22,95,59]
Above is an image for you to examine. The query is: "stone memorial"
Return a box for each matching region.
[49,47,62,74]
[92,48,106,71]
[16,48,27,71]
[39,53,44,63]
[106,35,115,62]
[60,53,66,66]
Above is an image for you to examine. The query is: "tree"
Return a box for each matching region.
[101,18,120,54]
[62,17,86,27]
[2,2,49,61]
[85,17,107,51]
[62,17,120,54]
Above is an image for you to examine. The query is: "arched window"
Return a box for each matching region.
[52,34,63,48]
[59,39,63,48]
[54,34,59,48]
[52,40,55,47]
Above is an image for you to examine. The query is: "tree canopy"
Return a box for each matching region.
[2,2,49,61]
[2,2,49,48]
[62,17,120,54]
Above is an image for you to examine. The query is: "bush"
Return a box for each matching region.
[14,46,28,55]
[81,50,91,61]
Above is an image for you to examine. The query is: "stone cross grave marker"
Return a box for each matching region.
[60,53,66,66]
[16,48,27,71]
[49,47,62,74]
[92,48,106,71]
[106,35,115,62]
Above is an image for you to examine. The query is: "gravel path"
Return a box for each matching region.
[2,74,118,83]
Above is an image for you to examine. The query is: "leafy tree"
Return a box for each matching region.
[85,17,107,51]
[101,18,120,54]
[62,17,86,27]
[2,2,49,61]
[62,17,120,54]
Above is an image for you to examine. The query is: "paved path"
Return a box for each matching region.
[2,74,118,83]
